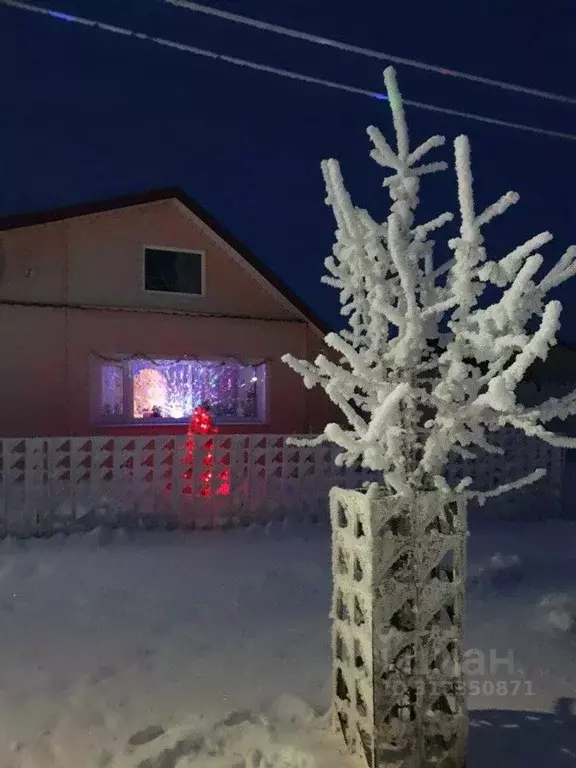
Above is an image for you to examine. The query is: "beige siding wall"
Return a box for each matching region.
[0,305,330,438]
[0,223,67,304]
[0,199,335,437]
[0,200,303,319]
[66,309,311,436]
[0,305,67,436]
[64,200,302,318]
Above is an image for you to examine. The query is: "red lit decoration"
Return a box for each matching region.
[188,403,217,437]
[183,403,230,496]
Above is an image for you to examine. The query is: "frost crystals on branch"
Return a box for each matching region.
[282,66,576,502]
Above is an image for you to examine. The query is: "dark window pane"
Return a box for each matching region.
[144,248,203,295]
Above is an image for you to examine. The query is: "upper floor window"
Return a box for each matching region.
[144,247,204,296]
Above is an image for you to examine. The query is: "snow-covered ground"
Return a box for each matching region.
[0,519,575,767]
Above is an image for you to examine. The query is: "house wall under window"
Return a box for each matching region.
[0,304,332,437]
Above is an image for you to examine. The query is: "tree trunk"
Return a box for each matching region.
[330,486,467,768]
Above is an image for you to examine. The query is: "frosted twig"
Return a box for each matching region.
[287,434,326,447]
[468,468,546,506]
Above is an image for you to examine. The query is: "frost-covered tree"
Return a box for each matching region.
[283,67,576,501]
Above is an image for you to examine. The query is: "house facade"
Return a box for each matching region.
[0,188,335,438]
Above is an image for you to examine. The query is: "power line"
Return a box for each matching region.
[163,0,576,107]
[3,0,576,142]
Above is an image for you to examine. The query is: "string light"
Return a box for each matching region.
[93,350,271,367]
[182,403,231,496]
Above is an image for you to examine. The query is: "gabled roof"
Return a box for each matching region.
[0,186,329,334]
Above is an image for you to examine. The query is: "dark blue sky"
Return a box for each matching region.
[1,0,575,336]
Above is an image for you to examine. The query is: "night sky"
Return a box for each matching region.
[1,0,575,337]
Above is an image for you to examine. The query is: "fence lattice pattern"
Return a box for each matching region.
[445,427,564,518]
[330,487,468,768]
[0,434,370,535]
[0,429,564,535]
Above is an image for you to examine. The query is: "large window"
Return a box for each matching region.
[144,247,203,296]
[95,357,266,425]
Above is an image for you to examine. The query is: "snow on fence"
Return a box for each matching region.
[0,429,565,536]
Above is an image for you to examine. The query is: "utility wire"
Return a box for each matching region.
[2,0,576,142]
[163,0,576,107]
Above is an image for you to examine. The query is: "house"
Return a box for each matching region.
[0,187,336,438]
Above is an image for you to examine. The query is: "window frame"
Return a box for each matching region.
[92,355,268,427]
[142,245,206,298]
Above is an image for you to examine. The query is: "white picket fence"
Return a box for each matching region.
[0,429,565,536]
